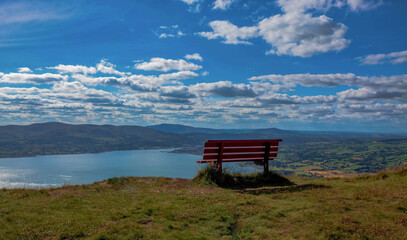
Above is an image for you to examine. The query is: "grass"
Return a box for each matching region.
[0,167,406,239]
[193,166,293,188]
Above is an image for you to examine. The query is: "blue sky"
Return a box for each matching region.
[0,0,406,132]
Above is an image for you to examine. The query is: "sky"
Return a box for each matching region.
[0,0,406,132]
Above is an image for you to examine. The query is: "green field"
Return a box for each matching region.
[261,140,407,177]
[1,168,406,239]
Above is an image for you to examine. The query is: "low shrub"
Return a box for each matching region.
[107,177,129,185]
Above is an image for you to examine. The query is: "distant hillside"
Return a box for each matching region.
[0,122,199,158]
[147,123,225,134]
[0,122,406,164]
[148,123,406,144]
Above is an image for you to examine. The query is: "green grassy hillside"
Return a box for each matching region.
[1,168,406,239]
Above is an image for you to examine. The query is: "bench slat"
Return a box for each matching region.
[198,157,272,163]
[203,152,277,160]
[204,147,279,154]
[206,139,282,143]
[205,141,280,148]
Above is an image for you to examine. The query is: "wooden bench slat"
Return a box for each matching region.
[204,146,278,154]
[198,157,271,163]
[203,152,278,160]
[205,141,280,148]
[206,139,282,143]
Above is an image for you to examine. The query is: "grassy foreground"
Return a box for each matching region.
[1,168,407,240]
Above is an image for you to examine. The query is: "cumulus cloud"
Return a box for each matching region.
[259,93,337,105]
[258,13,349,57]
[197,0,371,57]
[346,0,382,11]
[179,0,199,5]
[73,71,198,92]
[357,50,407,65]
[184,53,203,61]
[250,73,407,103]
[135,57,202,72]
[17,67,33,73]
[96,59,126,76]
[249,73,361,87]
[277,0,382,13]
[158,71,199,80]
[0,73,68,84]
[48,64,97,75]
[213,0,235,10]
[49,81,120,106]
[0,58,405,128]
[156,25,185,39]
[198,21,258,45]
[190,81,256,97]
[337,88,407,102]
[249,73,407,91]
[197,13,349,57]
[160,86,196,99]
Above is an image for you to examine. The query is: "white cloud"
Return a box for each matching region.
[258,13,349,57]
[160,86,196,99]
[198,21,258,45]
[337,87,407,102]
[1,58,405,128]
[156,25,186,39]
[96,59,126,76]
[213,0,235,10]
[259,93,337,105]
[48,64,97,75]
[159,71,199,80]
[0,73,68,84]
[190,81,256,97]
[250,73,407,103]
[346,0,382,11]
[277,0,382,13]
[159,33,175,38]
[249,73,361,87]
[357,50,407,65]
[135,57,202,72]
[249,73,407,91]
[197,13,349,57]
[17,67,33,73]
[0,1,71,25]
[179,0,199,5]
[184,53,203,61]
[73,70,199,92]
[197,0,372,57]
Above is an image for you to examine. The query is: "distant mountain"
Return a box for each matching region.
[0,122,200,158]
[1,122,406,158]
[147,124,225,134]
[147,124,288,134]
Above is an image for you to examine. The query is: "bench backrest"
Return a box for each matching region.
[200,139,282,163]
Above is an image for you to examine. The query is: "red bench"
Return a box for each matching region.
[197,139,282,174]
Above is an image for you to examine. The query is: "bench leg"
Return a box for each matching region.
[264,159,269,175]
[218,161,222,174]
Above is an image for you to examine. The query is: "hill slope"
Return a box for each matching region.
[0,122,197,158]
[0,168,406,239]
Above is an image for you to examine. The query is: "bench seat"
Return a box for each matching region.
[197,139,282,174]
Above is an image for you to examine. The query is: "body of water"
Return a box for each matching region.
[0,149,258,188]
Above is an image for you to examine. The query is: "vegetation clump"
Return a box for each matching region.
[106,177,129,185]
[194,166,293,188]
